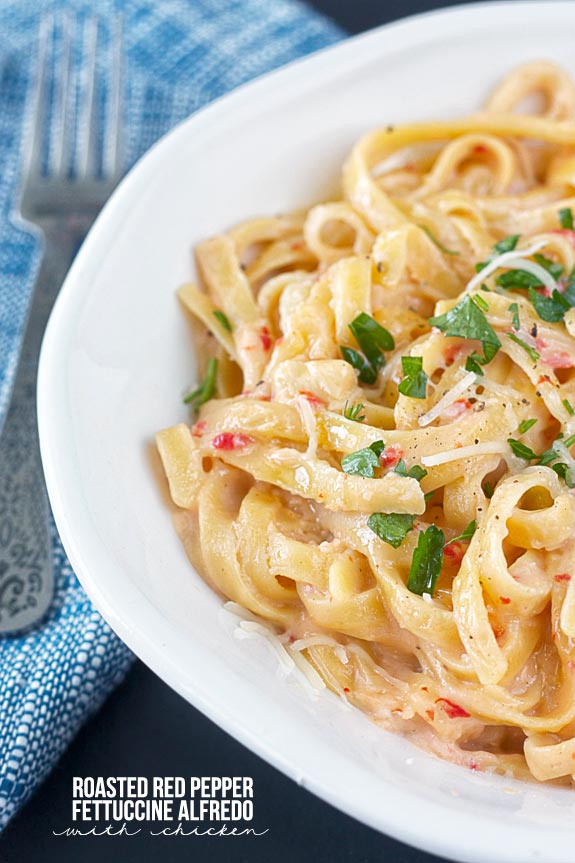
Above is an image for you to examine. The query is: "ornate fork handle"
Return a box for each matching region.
[0,224,83,634]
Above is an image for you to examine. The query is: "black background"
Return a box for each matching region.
[0,2,487,862]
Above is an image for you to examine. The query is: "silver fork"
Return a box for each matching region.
[0,15,123,634]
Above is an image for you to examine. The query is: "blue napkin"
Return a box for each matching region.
[0,0,342,829]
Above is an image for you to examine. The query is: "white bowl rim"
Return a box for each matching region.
[38,3,575,861]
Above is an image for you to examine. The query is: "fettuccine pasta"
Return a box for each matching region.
[157,61,575,784]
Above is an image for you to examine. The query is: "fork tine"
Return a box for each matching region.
[75,16,98,179]
[24,14,53,179]
[51,12,73,177]
[103,15,123,179]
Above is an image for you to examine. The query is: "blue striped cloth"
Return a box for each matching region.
[0,0,342,829]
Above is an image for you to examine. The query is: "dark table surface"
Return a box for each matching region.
[0,2,486,861]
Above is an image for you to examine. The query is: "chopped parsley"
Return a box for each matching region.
[446,520,476,546]
[340,347,376,384]
[473,293,489,312]
[419,225,459,256]
[563,398,575,417]
[395,459,428,481]
[430,295,501,370]
[528,287,571,323]
[508,302,520,331]
[407,525,445,597]
[518,418,537,434]
[398,356,428,399]
[507,438,537,460]
[496,269,543,289]
[368,512,415,548]
[183,357,218,409]
[483,481,494,499]
[475,234,519,272]
[341,440,384,477]
[559,207,574,230]
[213,310,232,332]
[341,313,395,384]
[343,401,366,423]
[508,433,575,487]
[507,332,539,363]
[533,254,563,280]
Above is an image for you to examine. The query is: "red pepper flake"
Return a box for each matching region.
[291,241,303,251]
[425,709,435,721]
[499,596,511,605]
[554,573,571,583]
[435,698,470,719]
[473,144,488,154]
[380,444,402,468]
[259,326,272,352]
[420,686,428,692]
[211,432,254,451]
[444,542,465,567]
[191,420,206,437]
[299,390,326,409]
[537,375,553,385]
[468,760,480,771]
[343,687,350,693]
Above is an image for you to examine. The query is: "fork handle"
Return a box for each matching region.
[0,225,80,634]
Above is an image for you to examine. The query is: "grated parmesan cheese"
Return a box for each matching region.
[465,239,554,294]
[418,371,477,427]
[290,635,350,665]
[422,441,508,467]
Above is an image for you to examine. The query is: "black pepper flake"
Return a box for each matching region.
[536,390,542,397]
[531,324,538,338]
[386,125,395,133]
[474,439,479,444]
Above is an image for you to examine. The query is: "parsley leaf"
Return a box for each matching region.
[559,208,574,230]
[407,525,445,597]
[350,312,395,366]
[419,225,459,256]
[343,401,366,423]
[398,356,428,399]
[341,440,385,477]
[183,357,218,409]
[340,347,377,384]
[508,302,520,331]
[518,418,537,434]
[483,481,494,499]
[496,269,543,289]
[465,351,487,376]
[446,520,476,546]
[475,234,520,272]
[341,313,395,384]
[368,512,416,548]
[507,332,540,363]
[528,287,570,323]
[533,254,563,280]
[473,293,489,312]
[430,295,501,367]
[213,310,232,332]
[394,459,428,481]
[508,438,537,460]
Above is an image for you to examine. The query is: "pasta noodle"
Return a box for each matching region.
[156,61,575,784]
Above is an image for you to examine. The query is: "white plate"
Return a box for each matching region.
[38,3,575,861]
